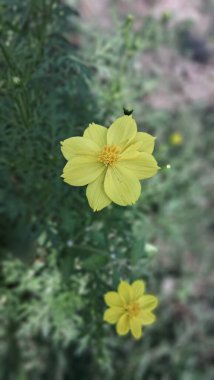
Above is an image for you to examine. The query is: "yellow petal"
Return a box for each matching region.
[130,317,143,339]
[120,152,159,180]
[116,314,130,335]
[104,291,123,307]
[139,311,156,325]
[103,307,124,324]
[104,165,141,206]
[131,280,145,300]
[83,123,107,148]
[138,295,158,311]
[120,141,142,159]
[86,169,111,211]
[61,136,100,161]
[135,132,156,154]
[118,281,132,304]
[107,115,137,146]
[62,157,104,186]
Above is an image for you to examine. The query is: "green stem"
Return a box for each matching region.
[15,94,29,129]
[0,42,20,75]
[0,43,30,128]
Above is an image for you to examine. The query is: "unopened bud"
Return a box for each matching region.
[145,243,158,256]
[127,14,134,22]
[161,11,172,23]
[123,106,133,116]
[12,76,21,86]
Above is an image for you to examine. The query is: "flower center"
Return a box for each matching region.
[98,145,121,166]
[125,302,140,318]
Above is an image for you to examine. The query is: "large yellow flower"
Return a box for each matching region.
[103,280,158,339]
[61,115,159,211]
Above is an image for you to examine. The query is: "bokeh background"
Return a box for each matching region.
[0,0,214,379]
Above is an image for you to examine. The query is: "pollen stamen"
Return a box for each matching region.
[98,145,121,166]
[125,302,140,318]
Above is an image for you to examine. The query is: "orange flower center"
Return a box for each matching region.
[98,145,121,166]
[125,302,140,318]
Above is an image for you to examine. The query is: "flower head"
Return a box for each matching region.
[61,115,159,211]
[169,132,183,146]
[103,280,158,339]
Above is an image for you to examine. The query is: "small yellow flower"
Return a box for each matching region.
[169,132,183,146]
[61,115,159,211]
[103,280,158,339]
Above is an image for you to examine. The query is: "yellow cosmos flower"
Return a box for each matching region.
[103,280,158,339]
[169,132,183,146]
[61,115,159,211]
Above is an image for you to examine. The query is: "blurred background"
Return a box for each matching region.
[0,0,214,379]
